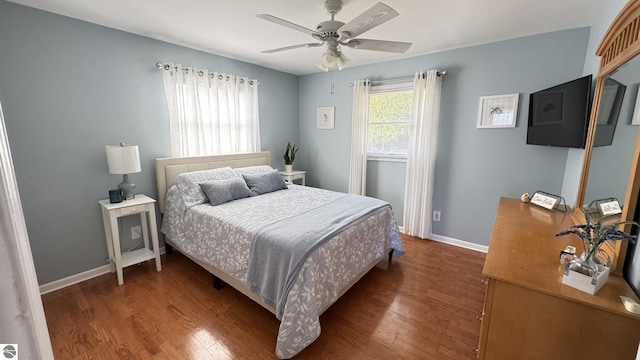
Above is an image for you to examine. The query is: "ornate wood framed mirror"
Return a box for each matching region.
[576,0,640,271]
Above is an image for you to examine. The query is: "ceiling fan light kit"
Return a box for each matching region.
[257,0,411,71]
[316,41,350,71]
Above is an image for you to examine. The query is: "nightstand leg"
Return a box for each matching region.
[148,208,161,272]
[101,209,115,273]
[140,212,150,250]
[109,215,124,285]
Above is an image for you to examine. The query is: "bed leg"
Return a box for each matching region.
[213,275,223,290]
[165,243,173,255]
[388,249,394,263]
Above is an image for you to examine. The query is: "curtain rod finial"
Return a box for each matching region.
[155,62,163,69]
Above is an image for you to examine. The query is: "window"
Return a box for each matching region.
[367,83,414,159]
[161,64,260,157]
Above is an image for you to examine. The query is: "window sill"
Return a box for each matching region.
[367,155,407,163]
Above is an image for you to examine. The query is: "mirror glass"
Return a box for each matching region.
[582,55,640,219]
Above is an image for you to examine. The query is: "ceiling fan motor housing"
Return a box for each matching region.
[323,0,343,15]
[316,20,345,39]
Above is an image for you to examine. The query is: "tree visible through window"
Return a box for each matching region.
[367,83,414,158]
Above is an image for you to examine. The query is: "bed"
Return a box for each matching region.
[155,151,405,358]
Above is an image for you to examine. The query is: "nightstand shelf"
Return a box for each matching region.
[121,248,156,268]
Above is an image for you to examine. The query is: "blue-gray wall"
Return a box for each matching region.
[298,28,590,246]
[366,160,406,224]
[0,0,299,284]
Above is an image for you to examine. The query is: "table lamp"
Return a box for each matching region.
[105,143,141,200]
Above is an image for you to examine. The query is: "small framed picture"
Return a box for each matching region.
[477,94,519,128]
[530,191,559,210]
[598,199,622,216]
[317,106,335,129]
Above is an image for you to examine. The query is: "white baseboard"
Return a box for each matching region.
[40,247,166,294]
[39,264,112,294]
[428,234,488,253]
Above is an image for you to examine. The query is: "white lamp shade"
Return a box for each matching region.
[320,52,336,68]
[316,49,350,72]
[336,52,350,71]
[105,144,141,174]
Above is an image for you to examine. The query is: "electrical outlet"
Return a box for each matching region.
[131,226,142,239]
[433,210,441,222]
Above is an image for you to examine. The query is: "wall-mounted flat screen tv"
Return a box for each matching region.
[527,75,592,148]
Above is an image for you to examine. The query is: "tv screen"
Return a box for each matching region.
[593,78,625,147]
[527,75,592,148]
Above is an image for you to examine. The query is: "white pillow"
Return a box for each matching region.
[233,165,275,177]
[175,167,240,208]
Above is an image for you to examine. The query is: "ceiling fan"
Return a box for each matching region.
[256,0,412,71]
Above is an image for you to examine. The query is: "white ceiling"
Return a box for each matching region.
[7,0,604,75]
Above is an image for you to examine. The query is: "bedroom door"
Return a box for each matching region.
[0,101,54,359]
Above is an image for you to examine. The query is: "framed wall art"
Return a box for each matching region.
[317,106,335,129]
[477,93,519,128]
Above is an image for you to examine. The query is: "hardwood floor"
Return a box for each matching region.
[42,235,487,359]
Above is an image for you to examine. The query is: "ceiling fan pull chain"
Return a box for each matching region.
[329,68,335,94]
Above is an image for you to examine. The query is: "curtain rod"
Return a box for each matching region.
[349,70,447,87]
[155,62,260,85]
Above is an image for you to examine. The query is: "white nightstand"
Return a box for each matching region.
[99,194,161,285]
[279,170,306,186]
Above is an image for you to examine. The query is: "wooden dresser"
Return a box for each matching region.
[478,197,640,359]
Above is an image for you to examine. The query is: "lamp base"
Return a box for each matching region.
[118,174,136,200]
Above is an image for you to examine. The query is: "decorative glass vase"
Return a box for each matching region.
[568,251,600,277]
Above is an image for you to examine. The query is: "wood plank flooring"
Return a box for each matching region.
[42,235,487,359]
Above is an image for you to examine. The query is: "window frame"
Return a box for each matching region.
[367,82,414,161]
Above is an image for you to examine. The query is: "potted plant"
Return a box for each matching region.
[556,207,637,293]
[283,141,299,173]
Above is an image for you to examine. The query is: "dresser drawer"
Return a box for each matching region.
[116,204,148,216]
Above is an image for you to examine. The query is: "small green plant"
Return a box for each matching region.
[283,141,299,165]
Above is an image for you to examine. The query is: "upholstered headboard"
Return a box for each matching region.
[155,151,271,212]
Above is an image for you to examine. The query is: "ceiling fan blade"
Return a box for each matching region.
[262,43,323,53]
[344,39,412,53]
[256,14,319,36]
[338,2,399,40]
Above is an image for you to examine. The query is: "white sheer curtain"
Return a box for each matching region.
[403,70,442,238]
[161,63,261,156]
[348,79,371,195]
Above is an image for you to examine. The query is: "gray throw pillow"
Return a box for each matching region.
[242,170,288,196]
[199,177,252,206]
